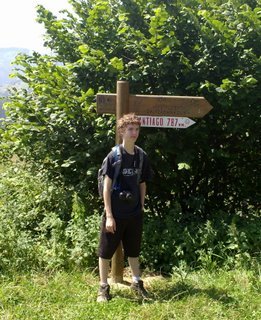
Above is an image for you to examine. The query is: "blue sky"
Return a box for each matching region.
[0,0,72,53]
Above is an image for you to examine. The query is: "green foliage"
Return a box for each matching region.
[0,0,260,272]
[141,206,261,273]
[0,162,100,274]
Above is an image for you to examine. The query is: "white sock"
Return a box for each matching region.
[132,276,141,283]
[100,282,108,286]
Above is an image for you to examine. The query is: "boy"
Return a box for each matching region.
[97,113,152,302]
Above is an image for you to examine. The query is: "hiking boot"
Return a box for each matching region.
[97,284,111,302]
[130,280,149,298]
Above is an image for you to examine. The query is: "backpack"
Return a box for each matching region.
[97,145,144,198]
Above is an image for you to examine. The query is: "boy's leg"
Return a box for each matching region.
[97,258,111,302]
[97,217,125,302]
[128,256,149,298]
[123,215,143,281]
[124,215,149,298]
[128,257,140,281]
[99,257,110,285]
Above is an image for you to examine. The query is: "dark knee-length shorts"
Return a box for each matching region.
[98,213,143,259]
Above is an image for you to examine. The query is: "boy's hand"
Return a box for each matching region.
[105,216,116,233]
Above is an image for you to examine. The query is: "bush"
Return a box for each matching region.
[141,206,261,273]
[0,162,100,274]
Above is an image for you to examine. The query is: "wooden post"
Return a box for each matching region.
[111,81,129,283]
[115,80,130,143]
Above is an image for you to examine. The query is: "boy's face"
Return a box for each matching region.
[121,123,140,143]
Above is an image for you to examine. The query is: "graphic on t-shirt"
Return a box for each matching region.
[122,168,140,176]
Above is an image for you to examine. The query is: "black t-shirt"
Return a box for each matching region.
[103,145,152,219]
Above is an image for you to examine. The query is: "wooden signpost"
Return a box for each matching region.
[97,92,212,118]
[97,81,213,283]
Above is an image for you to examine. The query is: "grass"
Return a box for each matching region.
[0,267,260,320]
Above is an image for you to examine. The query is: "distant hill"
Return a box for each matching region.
[0,47,30,86]
[0,47,31,118]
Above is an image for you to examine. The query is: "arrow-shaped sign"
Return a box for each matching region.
[97,93,213,118]
[139,116,195,128]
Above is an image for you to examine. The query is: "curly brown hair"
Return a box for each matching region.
[117,113,141,132]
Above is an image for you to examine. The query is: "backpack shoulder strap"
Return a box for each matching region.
[111,144,122,191]
[134,145,144,184]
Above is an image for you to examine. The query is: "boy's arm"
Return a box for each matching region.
[103,175,116,233]
[139,181,146,211]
